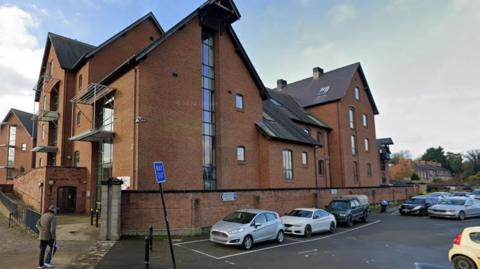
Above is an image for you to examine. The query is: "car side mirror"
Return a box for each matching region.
[250,222,256,227]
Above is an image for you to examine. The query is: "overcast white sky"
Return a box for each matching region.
[0,0,479,157]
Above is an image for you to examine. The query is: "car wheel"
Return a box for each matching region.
[361,211,368,223]
[329,222,336,233]
[276,230,284,244]
[400,211,406,216]
[452,255,477,269]
[304,225,312,238]
[422,209,428,216]
[458,211,466,221]
[347,216,354,227]
[242,235,253,250]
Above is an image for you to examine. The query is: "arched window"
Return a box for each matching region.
[78,74,83,90]
[77,111,81,126]
[282,149,293,180]
[348,107,355,129]
[74,151,80,167]
[362,114,368,127]
[364,138,370,151]
[236,146,245,161]
[354,87,360,100]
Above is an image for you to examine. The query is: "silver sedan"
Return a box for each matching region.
[428,198,480,220]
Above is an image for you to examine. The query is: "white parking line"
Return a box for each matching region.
[174,238,210,246]
[179,220,382,260]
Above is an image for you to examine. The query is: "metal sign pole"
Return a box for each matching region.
[159,183,176,269]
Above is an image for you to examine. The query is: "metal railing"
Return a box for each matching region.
[24,208,40,234]
[0,191,18,215]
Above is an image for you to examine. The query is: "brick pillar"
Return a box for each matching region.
[100,178,123,241]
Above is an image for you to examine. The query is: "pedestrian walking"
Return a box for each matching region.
[36,205,57,268]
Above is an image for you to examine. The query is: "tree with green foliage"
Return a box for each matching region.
[446,152,463,175]
[411,172,420,181]
[464,149,480,175]
[421,147,447,168]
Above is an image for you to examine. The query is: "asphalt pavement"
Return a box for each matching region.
[95,212,478,269]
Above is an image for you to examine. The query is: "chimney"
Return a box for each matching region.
[277,79,287,90]
[313,67,324,79]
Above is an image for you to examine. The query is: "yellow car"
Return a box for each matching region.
[449,227,480,269]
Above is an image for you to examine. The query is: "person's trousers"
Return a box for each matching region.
[39,239,54,266]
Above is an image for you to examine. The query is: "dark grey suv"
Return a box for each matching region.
[326,197,369,227]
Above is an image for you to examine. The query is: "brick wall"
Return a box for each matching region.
[121,186,418,235]
[13,167,87,213]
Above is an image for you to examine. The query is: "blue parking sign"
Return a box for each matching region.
[153,161,166,184]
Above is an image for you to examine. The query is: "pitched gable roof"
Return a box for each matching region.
[72,12,164,70]
[279,63,379,114]
[1,109,36,137]
[46,33,96,70]
[268,89,330,129]
[99,0,269,100]
[256,100,320,146]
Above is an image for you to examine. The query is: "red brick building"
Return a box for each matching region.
[7,0,388,213]
[278,64,382,187]
[0,109,36,183]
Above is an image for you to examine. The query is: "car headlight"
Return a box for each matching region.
[413,206,422,211]
[229,228,245,234]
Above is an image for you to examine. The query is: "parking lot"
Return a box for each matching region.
[96,211,478,269]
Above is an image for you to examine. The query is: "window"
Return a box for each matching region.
[253,214,267,225]
[42,125,46,142]
[7,147,15,167]
[470,232,480,244]
[39,158,43,167]
[21,144,27,151]
[362,114,368,127]
[355,87,360,100]
[265,213,277,222]
[237,146,245,162]
[77,111,81,126]
[304,128,310,134]
[8,126,16,146]
[19,166,25,175]
[235,94,244,110]
[318,160,325,175]
[7,168,13,180]
[74,151,80,167]
[78,74,83,90]
[364,138,369,151]
[202,31,216,190]
[302,152,308,166]
[46,61,52,78]
[367,163,372,177]
[351,135,357,155]
[42,95,47,111]
[353,161,359,182]
[282,149,293,180]
[348,108,355,129]
[317,131,324,147]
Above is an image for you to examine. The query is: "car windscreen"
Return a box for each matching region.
[452,193,467,196]
[440,199,466,205]
[405,198,425,204]
[286,210,313,218]
[329,201,349,210]
[471,191,480,195]
[223,212,256,224]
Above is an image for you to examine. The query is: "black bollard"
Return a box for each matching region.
[90,208,94,226]
[149,226,153,251]
[8,212,12,228]
[144,236,150,266]
[95,209,99,228]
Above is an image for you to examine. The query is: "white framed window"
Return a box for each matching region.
[364,138,369,151]
[237,146,245,161]
[74,151,80,167]
[8,126,16,146]
[42,125,46,142]
[355,87,360,100]
[362,114,368,127]
[348,108,355,129]
[7,147,15,167]
[351,135,357,155]
[21,144,27,151]
[282,149,293,180]
[235,94,244,110]
[302,152,308,166]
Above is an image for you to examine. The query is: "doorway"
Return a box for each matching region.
[57,186,76,213]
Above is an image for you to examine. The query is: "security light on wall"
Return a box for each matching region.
[48,179,54,186]
[135,116,146,123]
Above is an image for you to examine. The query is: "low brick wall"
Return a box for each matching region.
[13,167,87,213]
[121,186,418,235]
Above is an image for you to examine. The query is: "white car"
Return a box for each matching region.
[281,208,336,237]
[448,226,480,269]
